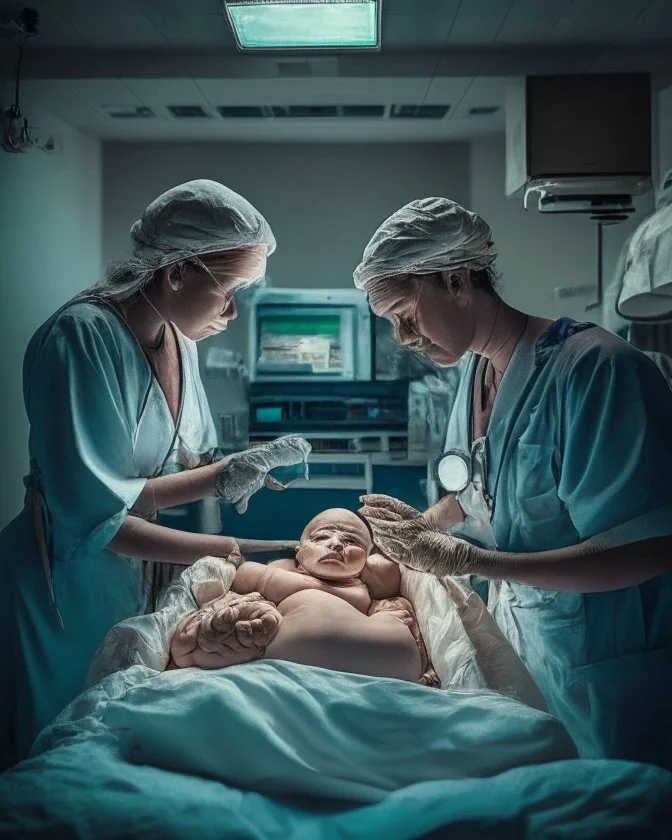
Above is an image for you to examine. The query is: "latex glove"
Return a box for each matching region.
[358,494,474,577]
[214,435,312,514]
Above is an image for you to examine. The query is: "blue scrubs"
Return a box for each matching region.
[0,297,218,766]
[449,319,672,767]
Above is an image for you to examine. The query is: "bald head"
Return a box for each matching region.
[298,508,372,581]
[301,508,372,547]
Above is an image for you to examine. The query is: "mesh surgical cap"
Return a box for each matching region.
[353,197,497,291]
[130,179,276,269]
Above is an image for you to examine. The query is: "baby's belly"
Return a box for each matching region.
[265,590,421,682]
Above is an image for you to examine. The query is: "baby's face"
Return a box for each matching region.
[297,509,372,581]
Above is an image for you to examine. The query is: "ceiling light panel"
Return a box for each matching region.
[222,1,381,50]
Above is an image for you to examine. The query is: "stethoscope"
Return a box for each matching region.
[434,449,472,493]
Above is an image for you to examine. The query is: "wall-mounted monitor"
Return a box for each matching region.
[249,288,372,382]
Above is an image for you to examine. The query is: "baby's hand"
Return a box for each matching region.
[170,592,282,669]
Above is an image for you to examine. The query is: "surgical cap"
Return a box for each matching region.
[657,168,672,210]
[353,197,497,290]
[617,201,672,320]
[130,179,276,269]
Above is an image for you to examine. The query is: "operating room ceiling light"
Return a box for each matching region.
[222,0,380,51]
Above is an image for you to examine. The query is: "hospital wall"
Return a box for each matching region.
[0,94,103,527]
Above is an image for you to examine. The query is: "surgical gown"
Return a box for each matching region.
[0,297,218,766]
[447,318,672,768]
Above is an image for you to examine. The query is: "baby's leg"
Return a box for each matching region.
[368,597,439,687]
[170,592,282,669]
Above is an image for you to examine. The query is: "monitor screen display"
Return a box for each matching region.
[257,314,344,375]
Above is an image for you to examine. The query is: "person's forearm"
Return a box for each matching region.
[130,461,222,516]
[236,538,299,555]
[470,535,672,593]
[234,563,320,601]
[108,515,238,565]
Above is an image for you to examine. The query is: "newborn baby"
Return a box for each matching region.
[170,508,437,685]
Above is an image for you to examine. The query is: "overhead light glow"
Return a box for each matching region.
[222,1,380,50]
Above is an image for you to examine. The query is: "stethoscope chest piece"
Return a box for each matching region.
[435,450,471,493]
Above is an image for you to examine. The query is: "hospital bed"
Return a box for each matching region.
[1,558,671,840]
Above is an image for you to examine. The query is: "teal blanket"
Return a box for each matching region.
[1,660,671,838]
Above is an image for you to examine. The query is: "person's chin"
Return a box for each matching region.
[425,345,461,367]
[193,325,227,342]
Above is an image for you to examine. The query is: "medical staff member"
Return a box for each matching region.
[0,179,307,767]
[355,198,672,770]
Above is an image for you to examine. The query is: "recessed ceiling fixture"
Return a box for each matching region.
[468,105,500,116]
[221,0,381,51]
[167,105,212,118]
[102,105,154,119]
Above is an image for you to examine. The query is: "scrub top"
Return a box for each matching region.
[0,296,218,766]
[446,318,672,767]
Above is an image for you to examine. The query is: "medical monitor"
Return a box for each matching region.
[249,289,372,382]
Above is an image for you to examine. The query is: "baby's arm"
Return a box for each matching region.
[360,553,402,599]
[233,561,370,612]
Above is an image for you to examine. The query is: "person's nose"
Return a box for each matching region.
[224,297,238,321]
[395,318,418,346]
[325,535,344,552]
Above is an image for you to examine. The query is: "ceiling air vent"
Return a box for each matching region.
[468,105,500,116]
[271,105,338,118]
[218,106,273,118]
[167,105,211,118]
[390,104,450,119]
[342,105,385,117]
[102,105,154,119]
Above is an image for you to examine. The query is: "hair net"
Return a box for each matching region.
[93,180,275,302]
[353,198,497,291]
[131,179,276,267]
[656,168,672,210]
[616,202,672,320]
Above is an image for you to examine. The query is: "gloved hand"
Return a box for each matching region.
[214,435,312,514]
[358,494,475,577]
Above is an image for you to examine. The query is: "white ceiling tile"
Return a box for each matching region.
[145,14,235,48]
[619,0,672,42]
[479,48,599,74]
[434,53,488,76]
[458,0,515,13]
[70,79,144,107]
[509,0,573,15]
[423,77,473,106]
[54,3,168,48]
[385,0,459,14]
[383,13,456,47]
[570,0,651,14]
[25,8,89,48]
[136,0,221,15]
[495,15,560,43]
[22,81,96,117]
[448,14,507,45]
[557,14,642,43]
[125,78,211,107]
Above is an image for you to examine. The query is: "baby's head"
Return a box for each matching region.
[296,508,372,581]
